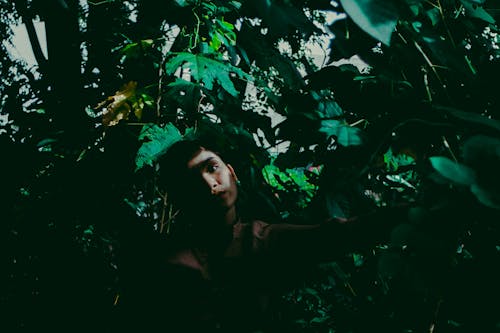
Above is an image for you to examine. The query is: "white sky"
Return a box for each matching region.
[3,11,365,152]
[6,21,47,68]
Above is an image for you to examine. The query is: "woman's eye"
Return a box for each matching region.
[207,164,219,172]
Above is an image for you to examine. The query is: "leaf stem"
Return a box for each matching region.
[88,0,114,5]
[159,192,168,234]
[156,22,169,120]
[413,41,443,84]
[437,0,456,48]
[441,135,457,162]
[422,66,433,102]
[349,119,367,127]
[189,9,202,51]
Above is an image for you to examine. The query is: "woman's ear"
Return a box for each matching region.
[227,164,238,182]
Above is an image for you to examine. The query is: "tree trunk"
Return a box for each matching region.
[39,0,90,147]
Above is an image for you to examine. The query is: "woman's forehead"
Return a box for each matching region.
[187,149,223,169]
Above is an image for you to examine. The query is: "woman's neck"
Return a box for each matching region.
[223,205,238,226]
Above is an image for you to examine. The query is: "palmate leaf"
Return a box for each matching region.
[135,123,182,171]
[319,119,363,146]
[165,52,251,96]
[339,0,400,46]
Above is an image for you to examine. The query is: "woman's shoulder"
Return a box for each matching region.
[166,247,205,272]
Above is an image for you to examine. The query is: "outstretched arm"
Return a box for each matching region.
[257,205,411,262]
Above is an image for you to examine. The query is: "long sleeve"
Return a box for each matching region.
[254,205,410,263]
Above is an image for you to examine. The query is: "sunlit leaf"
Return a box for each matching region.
[319,119,363,146]
[97,81,140,127]
[429,156,476,185]
[165,52,251,96]
[135,123,182,171]
[339,0,399,46]
[120,39,154,59]
[460,0,495,23]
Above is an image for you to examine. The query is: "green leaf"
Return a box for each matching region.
[165,78,202,114]
[135,123,182,171]
[460,0,495,23]
[352,253,365,267]
[339,0,400,46]
[174,0,190,7]
[461,0,485,4]
[426,8,441,26]
[120,39,154,59]
[37,138,57,147]
[165,52,251,96]
[447,108,500,133]
[245,0,319,39]
[378,252,404,278]
[429,156,476,185]
[463,135,500,163]
[319,119,363,146]
[462,135,500,209]
[384,147,415,171]
[470,183,500,210]
[318,99,344,118]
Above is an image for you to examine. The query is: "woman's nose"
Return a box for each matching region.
[203,174,218,190]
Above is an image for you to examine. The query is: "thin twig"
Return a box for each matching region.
[188,9,201,51]
[429,297,443,333]
[414,41,443,85]
[88,0,114,5]
[441,135,457,162]
[159,192,168,234]
[156,23,169,120]
[349,118,367,127]
[422,66,433,102]
[167,206,180,235]
[437,0,456,48]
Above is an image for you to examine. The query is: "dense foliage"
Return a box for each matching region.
[1,0,499,332]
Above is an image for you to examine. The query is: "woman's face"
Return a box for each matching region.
[186,148,239,212]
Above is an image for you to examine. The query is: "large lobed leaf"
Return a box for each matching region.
[135,123,182,171]
[165,52,251,96]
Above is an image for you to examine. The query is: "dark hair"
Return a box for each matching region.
[158,137,280,232]
[158,134,234,209]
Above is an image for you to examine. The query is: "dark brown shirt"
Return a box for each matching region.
[119,207,408,332]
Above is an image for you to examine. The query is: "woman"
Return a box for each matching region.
[119,138,408,332]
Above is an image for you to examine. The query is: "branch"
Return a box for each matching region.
[13,0,48,71]
[23,18,48,70]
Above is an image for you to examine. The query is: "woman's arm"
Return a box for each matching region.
[256,205,411,262]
